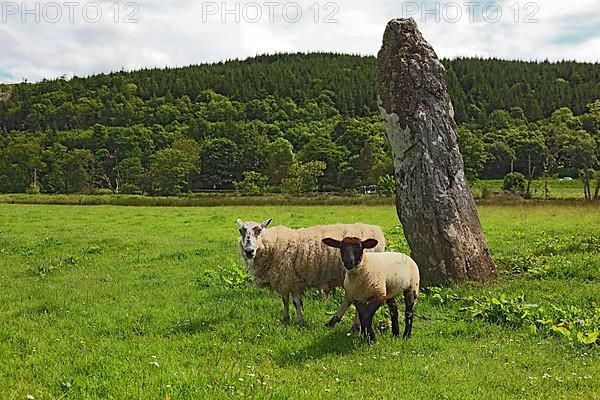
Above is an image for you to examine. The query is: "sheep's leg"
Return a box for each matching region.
[326,294,361,332]
[282,293,290,322]
[386,298,400,337]
[355,302,368,337]
[350,308,361,333]
[292,293,304,322]
[326,294,351,328]
[403,289,417,339]
[364,299,383,342]
[357,299,383,342]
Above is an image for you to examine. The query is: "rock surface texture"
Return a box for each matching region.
[376,18,496,284]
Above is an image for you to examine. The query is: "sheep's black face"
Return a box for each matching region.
[340,242,363,270]
[237,218,272,261]
[322,237,379,271]
[323,237,364,270]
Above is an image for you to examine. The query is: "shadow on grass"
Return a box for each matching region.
[275,329,364,366]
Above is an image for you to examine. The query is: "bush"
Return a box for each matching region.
[377,175,395,196]
[234,171,269,196]
[120,183,142,195]
[94,188,115,195]
[481,186,491,199]
[281,161,325,195]
[555,167,578,179]
[503,172,526,193]
[26,182,41,194]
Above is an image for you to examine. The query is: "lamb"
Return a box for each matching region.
[237,218,386,323]
[322,236,420,342]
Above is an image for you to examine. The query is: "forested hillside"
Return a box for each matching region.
[1,53,599,197]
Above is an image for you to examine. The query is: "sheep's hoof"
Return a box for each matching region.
[326,316,341,328]
[363,335,377,344]
[282,315,291,323]
[349,323,360,333]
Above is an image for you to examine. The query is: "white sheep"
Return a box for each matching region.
[322,236,420,342]
[237,218,386,323]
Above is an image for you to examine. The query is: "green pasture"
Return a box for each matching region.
[0,178,593,208]
[0,203,598,399]
[470,179,587,200]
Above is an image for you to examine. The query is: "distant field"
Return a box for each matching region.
[0,193,394,207]
[471,179,587,200]
[0,203,598,399]
[0,179,592,208]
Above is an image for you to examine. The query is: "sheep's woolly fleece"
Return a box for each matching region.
[344,251,420,303]
[241,224,385,296]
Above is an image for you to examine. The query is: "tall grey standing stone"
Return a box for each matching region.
[376,18,496,284]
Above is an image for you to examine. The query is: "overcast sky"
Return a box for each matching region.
[1,0,599,83]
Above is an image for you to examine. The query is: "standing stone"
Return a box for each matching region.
[376,18,496,284]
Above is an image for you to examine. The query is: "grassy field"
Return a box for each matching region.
[470,179,587,200]
[0,178,592,207]
[0,193,394,207]
[0,203,598,399]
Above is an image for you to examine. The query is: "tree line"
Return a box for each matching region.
[0,53,599,198]
[459,102,600,199]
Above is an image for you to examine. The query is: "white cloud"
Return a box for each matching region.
[0,0,598,83]
[239,23,298,55]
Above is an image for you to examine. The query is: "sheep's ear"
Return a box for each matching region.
[261,218,273,228]
[322,238,341,248]
[237,219,244,229]
[361,239,379,249]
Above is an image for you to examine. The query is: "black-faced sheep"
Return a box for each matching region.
[322,236,420,342]
[237,218,386,323]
